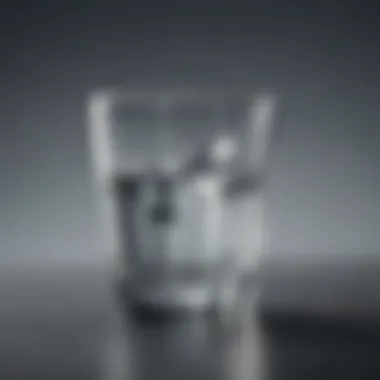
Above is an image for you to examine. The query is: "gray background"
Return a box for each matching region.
[1,1,379,318]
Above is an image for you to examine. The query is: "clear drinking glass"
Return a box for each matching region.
[87,89,277,312]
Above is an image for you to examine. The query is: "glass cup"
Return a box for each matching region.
[87,89,277,312]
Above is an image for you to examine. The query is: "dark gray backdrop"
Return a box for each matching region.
[1,1,379,316]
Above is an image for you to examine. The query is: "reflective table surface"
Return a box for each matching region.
[1,263,380,380]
